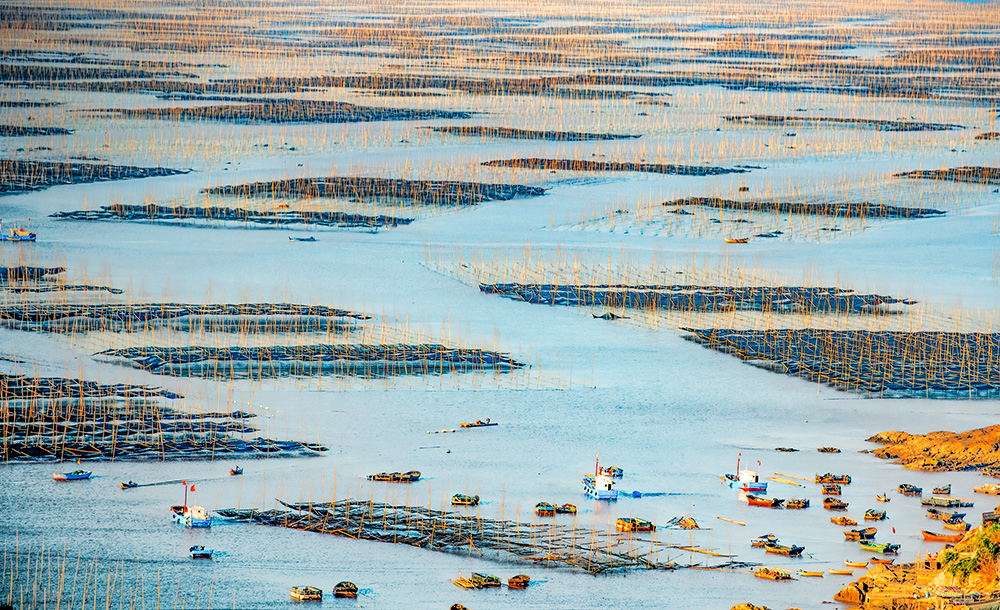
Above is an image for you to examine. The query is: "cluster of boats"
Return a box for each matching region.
[534,502,576,516]
[452,573,529,589]
[290,582,357,601]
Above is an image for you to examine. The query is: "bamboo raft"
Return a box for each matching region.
[216,499,754,575]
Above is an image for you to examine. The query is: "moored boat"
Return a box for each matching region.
[765,543,804,556]
[535,502,555,516]
[288,236,317,242]
[822,484,842,495]
[816,473,851,484]
[171,505,212,527]
[555,503,577,514]
[943,517,970,531]
[933,484,951,495]
[451,494,479,506]
[606,466,624,478]
[368,471,421,483]
[751,534,778,547]
[0,224,36,242]
[469,573,501,588]
[798,570,824,577]
[922,530,964,543]
[831,516,857,526]
[746,494,784,508]
[843,527,877,541]
[290,586,322,601]
[725,238,749,244]
[876,493,890,502]
[864,508,887,521]
[53,470,92,481]
[460,419,496,428]
[724,455,767,492]
[333,582,358,598]
[898,484,922,496]
[823,498,848,511]
[829,569,855,575]
[189,546,213,559]
[508,574,530,589]
[921,496,973,508]
[120,480,138,489]
[860,541,899,554]
[785,498,810,509]
[974,484,1000,495]
[583,456,618,501]
[869,557,895,565]
[230,466,243,476]
[845,560,867,568]
[926,508,965,521]
[753,566,793,580]
[616,517,655,532]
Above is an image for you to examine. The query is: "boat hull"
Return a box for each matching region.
[583,478,617,501]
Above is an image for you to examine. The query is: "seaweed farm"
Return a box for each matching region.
[4,0,1000,608]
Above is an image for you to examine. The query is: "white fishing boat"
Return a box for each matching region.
[172,505,212,527]
[582,455,618,501]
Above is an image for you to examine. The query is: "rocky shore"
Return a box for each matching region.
[866,426,1000,472]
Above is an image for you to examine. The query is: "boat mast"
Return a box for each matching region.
[737,452,741,474]
[595,453,599,477]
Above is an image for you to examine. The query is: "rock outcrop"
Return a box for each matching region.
[866,426,1000,471]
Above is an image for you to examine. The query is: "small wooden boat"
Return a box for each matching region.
[451,576,475,589]
[864,508,887,521]
[817,446,841,453]
[765,543,804,556]
[469,573,501,588]
[616,517,655,532]
[555,503,577,514]
[943,517,970,531]
[829,569,855,575]
[753,566,793,580]
[746,494,784,508]
[860,541,899,554]
[333,582,357,599]
[535,502,555,516]
[845,560,868,568]
[368,471,421,483]
[816,473,851,484]
[843,527,877,541]
[450,605,468,610]
[606,466,624,478]
[927,508,965,521]
[189,546,213,559]
[797,570,824,577]
[288,236,317,242]
[53,470,92,481]
[922,530,964,543]
[831,516,857,526]
[823,498,848,511]
[460,419,497,428]
[974,484,1000,495]
[898,484,922,496]
[933,484,951,495]
[507,574,530,589]
[290,587,322,601]
[822,484,842,495]
[869,557,895,565]
[120,481,138,489]
[751,534,778,547]
[785,498,810,509]
[451,494,479,506]
[921,496,973,508]
[230,466,243,476]
[725,238,749,244]
[876,494,890,502]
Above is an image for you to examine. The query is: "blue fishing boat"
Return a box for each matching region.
[288,236,316,242]
[53,470,92,481]
[0,223,36,242]
[189,546,213,559]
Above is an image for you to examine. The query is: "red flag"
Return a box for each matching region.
[183,480,187,485]
[892,527,896,533]
[190,485,196,491]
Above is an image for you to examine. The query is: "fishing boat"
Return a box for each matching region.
[288,236,317,242]
[172,505,212,527]
[876,493,890,502]
[822,484,842,495]
[583,456,618,501]
[933,484,952,495]
[746,494,784,508]
[922,530,965,543]
[451,576,475,589]
[843,527,877,541]
[555,503,577,514]
[829,569,855,575]
[333,582,358,598]
[507,574,530,589]
[943,517,970,531]
[797,570,824,577]
[750,534,778,547]
[606,466,624,478]
[120,480,138,489]
[864,508,887,521]
[0,223,36,242]
[460,419,496,428]
[823,498,848,511]
[921,496,973,508]
[927,508,965,521]
[845,560,868,568]
[290,586,322,601]
[535,502,555,516]
[831,516,857,526]
[230,466,243,476]
[616,517,655,532]
[765,543,804,556]
[189,546,213,559]
[860,541,899,554]
[816,473,851,484]
[898,484,922,496]
[753,566,793,580]
[785,498,810,509]
[53,470,92,481]
[724,455,767,492]
[368,471,421,482]
[725,237,749,244]
[975,484,1000,495]
[869,557,895,565]
[469,573,501,588]
[451,494,479,506]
